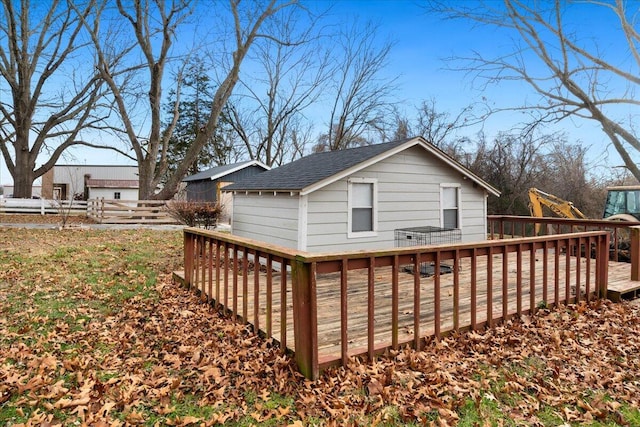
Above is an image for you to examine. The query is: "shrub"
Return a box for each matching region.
[166,200,223,229]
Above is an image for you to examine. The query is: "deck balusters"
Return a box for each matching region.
[453,250,460,332]
[487,249,493,328]
[470,248,477,329]
[280,259,288,353]
[434,251,441,340]
[413,253,421,350]
[266,255,273,338]
[367,257,375,361]
[529,242,536,313]
[242,250,248,323]
[180,228,611,380]
[516,245,523,316]
[253,249,260,332]
[502,249,509,320]
[391,255,400,349]
[232,246,238,320]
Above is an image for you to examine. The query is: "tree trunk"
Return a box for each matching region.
[11,137,35,198]
[137,160,154,200]
[12,167,35,199]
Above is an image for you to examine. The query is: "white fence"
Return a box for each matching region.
[0,198,178,225]
[0,198,88,215]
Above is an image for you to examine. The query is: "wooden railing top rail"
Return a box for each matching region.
[301,231,608,262]
[184,227,300,261]
[488,214,640,228]
[185,227,609,268]
[304,232,610,276]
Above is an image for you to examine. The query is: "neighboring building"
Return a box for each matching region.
[224,137,501,253]
[42,165,139,200]
[183,161,270,222]
[85,179,139,200]
[183,161,270,202]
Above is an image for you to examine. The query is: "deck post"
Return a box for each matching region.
[184,230,194,288]
[597,233,610,298]
[631,226,640,281]
[291,256,319,380]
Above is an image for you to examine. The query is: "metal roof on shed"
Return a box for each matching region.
[182,160,270,182]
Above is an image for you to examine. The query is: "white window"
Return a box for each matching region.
[441,185,460,229]
[348,178,377,237]
[114,192,121,200]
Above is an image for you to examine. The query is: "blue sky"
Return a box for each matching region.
[1,0,633,188]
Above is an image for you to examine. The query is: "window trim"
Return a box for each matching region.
[440,184,461,230]
[347,178,378,238]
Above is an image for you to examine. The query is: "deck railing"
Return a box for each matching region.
[488,215,640,261]
[182,228,610,380]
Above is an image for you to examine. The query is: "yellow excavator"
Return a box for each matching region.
[528,187,640,261]
[528,188,587,221]
[528,186,640,222]
[528,186,640,253]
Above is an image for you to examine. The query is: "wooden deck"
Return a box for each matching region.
[175,250,636,363]
[608,264,640,301]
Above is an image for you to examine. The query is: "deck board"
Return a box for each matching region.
[175,251,634,364]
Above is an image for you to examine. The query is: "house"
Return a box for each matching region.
[183,161,270,202]
[85,179,139,200]
[183,160,270,221]
[223,137,500,252]
[42,165,139,200]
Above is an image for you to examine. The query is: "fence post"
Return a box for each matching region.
[291,256,318,380]
[184,230,194,288]
[597,233,610,299]
[631,226,640,281]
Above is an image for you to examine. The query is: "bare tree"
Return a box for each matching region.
[429,0,640,181]
[0,0,118,198]
[226,9,329,166]
[537,139,606,219]
[314,20,398,152]
[461,129,602,217]
[414,99,477,147]
[83,0,297,200]
[390,98,480,157]
[464,131,550,215]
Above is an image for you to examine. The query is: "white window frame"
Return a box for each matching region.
[440,184,461,230]
[348,178,378,238]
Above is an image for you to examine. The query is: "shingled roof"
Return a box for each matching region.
[224,137,500,196]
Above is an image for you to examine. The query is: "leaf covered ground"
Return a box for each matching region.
[1,223,640,426]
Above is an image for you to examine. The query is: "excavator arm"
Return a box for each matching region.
[528,188,587,220]
[528,188,587,233]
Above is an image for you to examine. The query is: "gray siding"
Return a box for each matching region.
[185,180,217,202]
[231,192,299,249]
[305,146,488,252]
